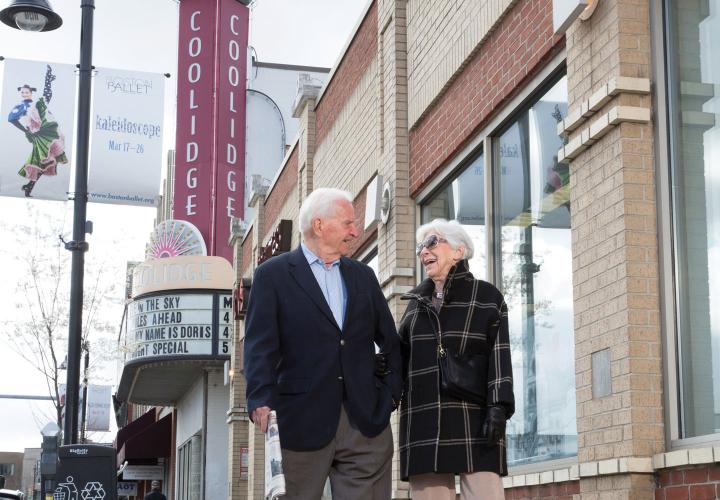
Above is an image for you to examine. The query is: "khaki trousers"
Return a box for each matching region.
[409,472,505,500]
[281,406,393,500]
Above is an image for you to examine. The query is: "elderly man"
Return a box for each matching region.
[244,187,402,500]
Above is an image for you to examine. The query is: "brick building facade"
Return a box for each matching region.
[229,0,720,498]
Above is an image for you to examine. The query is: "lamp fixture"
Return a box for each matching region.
[0,0,62,32]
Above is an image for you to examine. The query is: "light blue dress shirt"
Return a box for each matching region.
[301,242,347,330]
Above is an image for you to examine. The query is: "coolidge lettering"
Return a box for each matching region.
[184,9,204,217]
[173,0,248,261]
[173,0,216,250]
[214,2,248,262]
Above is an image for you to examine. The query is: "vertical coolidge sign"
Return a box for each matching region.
[174,0,249,263]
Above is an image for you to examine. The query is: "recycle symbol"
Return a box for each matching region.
[80,482,106,500]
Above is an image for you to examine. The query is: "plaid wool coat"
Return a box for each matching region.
[398,259,515,480]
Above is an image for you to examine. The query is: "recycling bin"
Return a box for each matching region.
[53,444,116,500]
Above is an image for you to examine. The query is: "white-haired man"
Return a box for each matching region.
[244,187,402,499]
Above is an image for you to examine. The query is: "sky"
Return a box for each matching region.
[0,0,368,453]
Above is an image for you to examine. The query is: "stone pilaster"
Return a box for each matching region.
[377,1,415,497]
[565,0,662,497]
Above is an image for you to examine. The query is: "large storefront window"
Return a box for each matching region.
[421,74,575,466]
[496,76,575,465]
[665,0,720,438]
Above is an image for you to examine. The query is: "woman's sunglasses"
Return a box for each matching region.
[415,234,447,256]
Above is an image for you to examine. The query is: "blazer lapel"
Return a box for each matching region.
[288,247,340,330]
[339,257,357,332]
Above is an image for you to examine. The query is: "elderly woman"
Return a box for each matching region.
[398,219,514,500]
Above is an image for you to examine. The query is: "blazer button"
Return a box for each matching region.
[338,376,343,381]
[340,339,345,346]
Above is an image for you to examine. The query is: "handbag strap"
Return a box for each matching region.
[424,307,446,358]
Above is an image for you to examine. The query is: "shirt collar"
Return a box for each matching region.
[301,242,340,268]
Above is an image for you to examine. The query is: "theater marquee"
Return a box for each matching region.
[128,292,232,360]
[117,255,234,404]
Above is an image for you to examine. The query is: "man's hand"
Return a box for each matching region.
[251,406,272,433]
[483,406,506,445]
[374,352,391,377]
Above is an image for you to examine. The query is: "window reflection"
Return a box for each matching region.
[666,0,720,438]
[421,151,486,280]
[497,76,577,465]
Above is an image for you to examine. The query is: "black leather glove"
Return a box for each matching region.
[483,406,506,445]
[374,352,391,377]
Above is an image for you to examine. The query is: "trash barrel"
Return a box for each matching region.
[53,444,116,500]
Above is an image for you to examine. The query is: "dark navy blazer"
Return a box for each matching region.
[243,247,402,451]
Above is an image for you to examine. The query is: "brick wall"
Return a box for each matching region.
[655,464,720,499]
[407,0,516,126]
[505,480,580,500]
[313,58,380,198]
[563,0,662,497]
[240,230,253,278]
[315,2,377,148]
[408,0,564,196]
[566,0,663,470]
[263,146,299,235]
[347,183,378,257]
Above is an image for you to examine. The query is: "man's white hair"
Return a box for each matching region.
[416,218,475,259]
[299,188,353,234]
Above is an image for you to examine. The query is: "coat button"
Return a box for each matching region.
[338,376,343,381]
[340,339,345,346]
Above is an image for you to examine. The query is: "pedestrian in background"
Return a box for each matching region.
[244,187,402,500]
[399,219,515,500]
[143,480,166,500]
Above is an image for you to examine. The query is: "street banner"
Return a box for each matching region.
[88,67,165,206]
[59,383,113,432]
[0,58,75,201]
[86,384,112,432]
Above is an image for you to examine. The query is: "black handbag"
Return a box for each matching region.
[438,349,488,405]
[427,309,488,405]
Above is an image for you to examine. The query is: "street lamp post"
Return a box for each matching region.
[1,0,95,445]
[64,0,94,446]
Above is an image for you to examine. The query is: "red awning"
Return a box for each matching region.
[115,408,156,452]
[116,412,172,467]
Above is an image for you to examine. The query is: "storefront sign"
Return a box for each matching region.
[173,0,249,262]
[121,465,163,480]
[174,0,217,251]
[118,481,138,496]
[131,256,234,297]
[127,292,232,360]
[257,220,292,264]
[213,0,249,262]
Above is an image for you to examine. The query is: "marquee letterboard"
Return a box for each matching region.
[128,292,232,360]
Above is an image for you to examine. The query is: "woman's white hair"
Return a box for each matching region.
[416,218,474,260]
[299,187,353,234]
